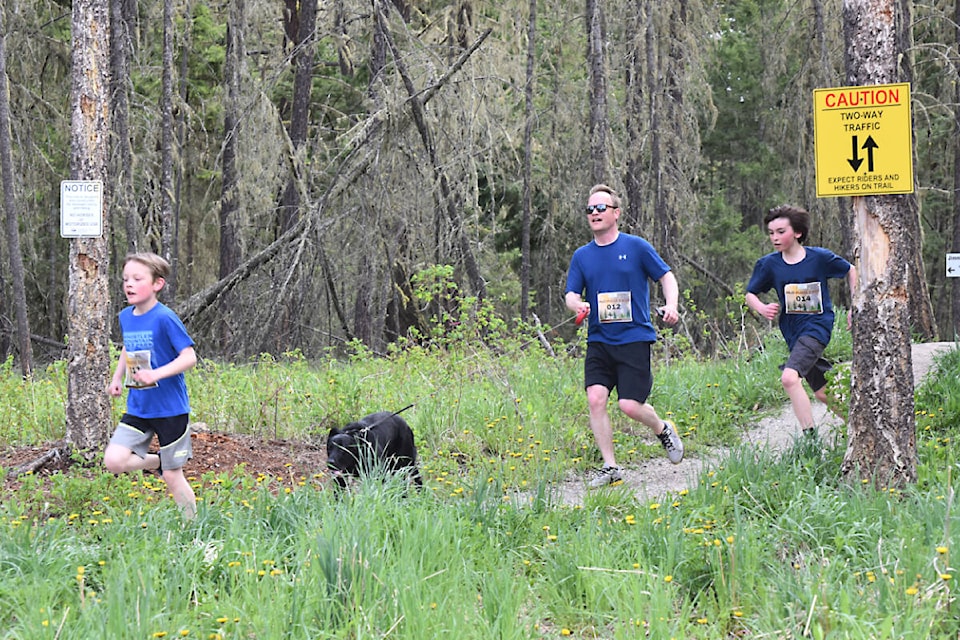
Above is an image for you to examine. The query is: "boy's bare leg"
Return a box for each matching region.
[103,444,159,475]
[161,468,197,519]
[782,367,815,430]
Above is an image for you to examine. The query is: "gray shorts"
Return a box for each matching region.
[781,335,832,392]
[108,413,193,471]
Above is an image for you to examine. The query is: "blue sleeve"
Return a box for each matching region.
[747,257,772,295]
[161,311,195,355]
[822,250,852,279]
[639,238,671,282]
[565,251,584,295]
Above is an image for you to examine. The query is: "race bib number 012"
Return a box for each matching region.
[784,282,823,314]
[597,291,633,323]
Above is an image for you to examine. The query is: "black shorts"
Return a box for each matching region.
[781,335,832,392]
[584,341,653,403]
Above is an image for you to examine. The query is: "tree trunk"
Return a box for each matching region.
[217,0,245,352]
[0,10,33,377]
[110,0,138,254]
[646,1,665,254]
[174,0,195,292]
[622,0,645,231]
[953,0,960,337]
[520,0,536,322]
[220,0,244,281]
[895,0,936,341]
[841,0,918,487]
[586,0,608,183]
[160,0,176,295]
[279,0,317,233]
[65,0,112,452]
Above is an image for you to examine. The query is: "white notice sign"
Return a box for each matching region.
[947,253,960,279]
[60,180,103,238]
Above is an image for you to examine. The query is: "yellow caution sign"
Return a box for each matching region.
[813,83,913,197]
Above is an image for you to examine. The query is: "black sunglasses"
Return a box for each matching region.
[585,203,617,214]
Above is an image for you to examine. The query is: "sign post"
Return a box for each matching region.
[813,83,913,198]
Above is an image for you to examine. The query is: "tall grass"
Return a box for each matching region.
[2,312,958,638]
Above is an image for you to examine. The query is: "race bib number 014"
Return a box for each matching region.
[784,282,823,314]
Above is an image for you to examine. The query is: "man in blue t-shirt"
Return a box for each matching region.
[746,204,857,435]
[565,184,684,488]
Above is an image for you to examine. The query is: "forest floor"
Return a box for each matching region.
[2,342,956,502]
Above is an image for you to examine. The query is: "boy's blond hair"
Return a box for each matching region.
[124,252,171,284]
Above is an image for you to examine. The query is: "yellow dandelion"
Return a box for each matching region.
[664,575,673,583]
[936,546,948,555]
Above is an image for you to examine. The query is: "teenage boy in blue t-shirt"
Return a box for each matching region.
[746,205,857,434]
[104,252,198,518]
[565,184,684,488]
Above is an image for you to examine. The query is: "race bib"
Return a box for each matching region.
[124,349,159,389]
[597,291,633,323]
[783,282,824,314]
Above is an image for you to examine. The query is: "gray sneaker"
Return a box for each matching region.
[587,465,624,488]
[657,420,684,464]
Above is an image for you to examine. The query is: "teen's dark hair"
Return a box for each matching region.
[764,205,810,244]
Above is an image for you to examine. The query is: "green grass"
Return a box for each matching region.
[1,319,959,639]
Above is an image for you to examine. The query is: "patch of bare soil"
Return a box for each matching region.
[1,426,330,496]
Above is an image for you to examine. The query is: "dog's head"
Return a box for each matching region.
[326,428,360,480]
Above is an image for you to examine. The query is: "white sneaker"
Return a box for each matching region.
[657,420,684,464]
[587,465,624,488]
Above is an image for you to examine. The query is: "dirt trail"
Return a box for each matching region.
[550,342,957,505]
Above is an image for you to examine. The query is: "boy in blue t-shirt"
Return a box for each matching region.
[745,205,857,434]
[104,252,198,518]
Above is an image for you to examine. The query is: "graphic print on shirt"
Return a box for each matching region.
[784,282,824,314]
[597,291,633,323]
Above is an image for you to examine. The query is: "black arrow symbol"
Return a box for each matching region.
[847,135,879,172]
[848,136,863,171]
[862,136,878,172]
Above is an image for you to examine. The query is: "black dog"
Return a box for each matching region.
[325,411,422,489]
